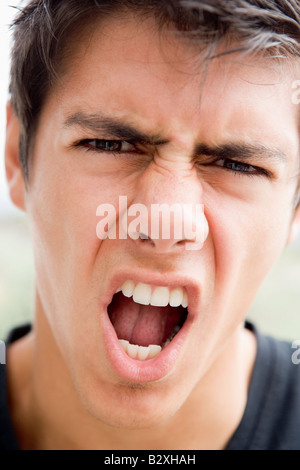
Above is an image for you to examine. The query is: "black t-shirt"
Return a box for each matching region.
[0,323,300,450]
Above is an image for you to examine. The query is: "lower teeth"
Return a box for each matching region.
[119,340,162,360]
[118,325,181,361]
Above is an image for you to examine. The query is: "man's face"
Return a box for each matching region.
[22,16,299,427]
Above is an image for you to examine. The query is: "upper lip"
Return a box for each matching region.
[102,267,201,319]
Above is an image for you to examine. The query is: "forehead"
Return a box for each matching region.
[48,14,299,157]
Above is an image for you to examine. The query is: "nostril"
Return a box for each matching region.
[139,232,149,240]
[176,240,186,246]
[138,233,156,246]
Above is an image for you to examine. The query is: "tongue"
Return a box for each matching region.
[108,293,183,347]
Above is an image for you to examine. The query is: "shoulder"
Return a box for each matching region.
[0,365,19,450]
[260,333,300,407]
[228,326,300,450]
[0,325,32,451]
[261,334,300,448]
[252,332,300,451]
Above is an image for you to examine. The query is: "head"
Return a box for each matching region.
[5,0,300,429]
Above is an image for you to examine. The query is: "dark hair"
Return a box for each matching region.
[9,0,300,179]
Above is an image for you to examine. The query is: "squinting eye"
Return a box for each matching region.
[80,139,137,153]
[214,158,265,175]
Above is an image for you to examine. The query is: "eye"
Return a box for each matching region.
[78,139,139,153]
[214,158,268,176]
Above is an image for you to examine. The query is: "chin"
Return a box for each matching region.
[76,375,184,431]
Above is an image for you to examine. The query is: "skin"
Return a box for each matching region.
[4,15,300,450]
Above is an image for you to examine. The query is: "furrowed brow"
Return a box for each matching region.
[63,112,168,146]
[195,143,287,164]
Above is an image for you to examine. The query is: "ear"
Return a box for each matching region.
[5,102,26,211]
[287,204,300,245]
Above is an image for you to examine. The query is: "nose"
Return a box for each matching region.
[122,161,209,253]
[128,204,208,252]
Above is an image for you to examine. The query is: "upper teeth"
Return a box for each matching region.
[116,280,188,308]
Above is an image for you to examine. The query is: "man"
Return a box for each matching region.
[0,0,300,450]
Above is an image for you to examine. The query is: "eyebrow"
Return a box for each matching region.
[64,112,169,146]
[64,111,287,164]
[195,143,287,164]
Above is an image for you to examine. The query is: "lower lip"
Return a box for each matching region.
[101,307,192,383]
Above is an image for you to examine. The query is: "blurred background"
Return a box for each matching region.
[0,1,36,341]
[0,1,300,342]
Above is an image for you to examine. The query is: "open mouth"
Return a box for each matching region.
[107,280,188,362]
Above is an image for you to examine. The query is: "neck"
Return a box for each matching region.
[7,314,256,450]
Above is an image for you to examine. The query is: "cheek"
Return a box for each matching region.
[28,153,125,260]
[25,170,118,368]
[208,192,292,301]
[26,169,105,320]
